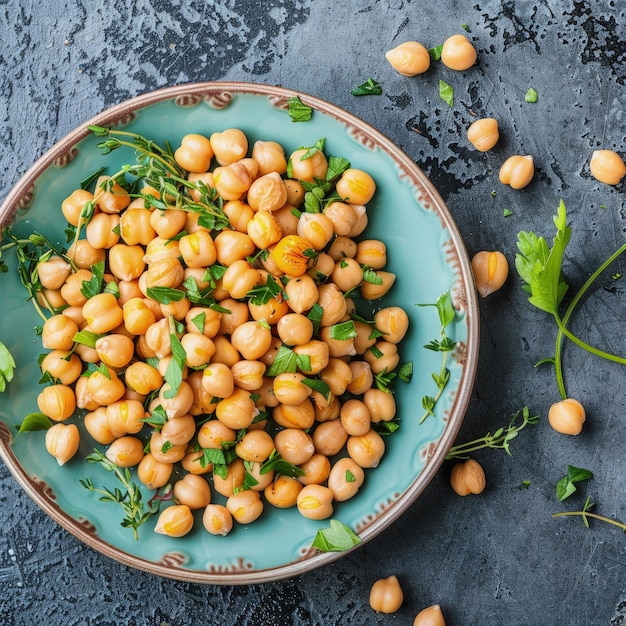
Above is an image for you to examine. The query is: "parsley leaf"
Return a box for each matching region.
[0,340,16,393]
[439,80,454,107]
[287,96,313,122]
[350,78,382,96]
[312,519,361,552]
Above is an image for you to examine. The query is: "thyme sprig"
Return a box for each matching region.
[417,291,457,424]
[445,406,539,460]
[80,449,173,540]
[552,496,626,532]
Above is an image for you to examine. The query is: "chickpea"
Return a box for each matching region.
[216,387,258,429]
[105,436,144,468]
[364,387,397,423]
[274,428,315,465]
[288,148,328,183]
[177,230,217,269]
[222,260,261,300]
[589,149,626,185]
[40,350,82,386]
[450,458,486,495]
[364,341,400,375]
[271,204,299,236]
[85,212,120,249]
[61,188,94,226]
[346,205,368,238]
[41,314,78,351]
[185,306,221,338]
[264,475,303,508]
[160,413,196,446]
[222,200,254,233]
[234,429,275,462]
[149,209,187,240]
[82,293,124,334]
[413,604,446,626]
[441,33,477,70]
[327,236,356,261]
[312,393,341,423]
[330,257,363,293]
[340,399,372,436]
[175,133,214,172]
[296,484,333,520]
[283,274,318,314]
[369,575,404,614]
[298,453,331,486]
[230,321,272,360]
[548,398,586,435]
[251,140,287,175]
[273,398,315,430]
[216,298,248,337]
[319,326,356,358]
[307,252,335,284]
[197,418,237,449]
[95,334,134,369]
[352,321,376,355]
[467,117,499,152]
[109,243,146,281]
[120,208,156,246]
[228,359,264,391]
[270,234,315,277]
[471,250,509,297]
[346,361,373,396]
[355,239,387,269]
[212,335,241,368]
[210,128,249,166]
[203,503,234,536]
[145,318,172,359]
[94,176,131,214]
[75,376,100,412]
[213,163,251,201]
[173,474,211,510]
[37,256,72,290]
[160,297,190,322]
[328,457,365,501]
[284,179,305,207]
[335,168,376,205]
[84,407,122,444]
[322,202,357,237]
[105,399,146,435]
[66,239,106,269]
[248,295,289,325]
[374,306,410,344]
[316,283,347,327]
[58,269,89,307]
[385,40,431,76]
[247,172,288,213]
[150,431,187,463]
[347,429,385,468]
[137,453,174,490]
[158,380,194,419]
[214,230,256,266]
[359,270,396,300]
[320,358,353,396]
[117,280,144,306]
[124,361,163,396]
[247,209,283,249]
[180,333,215,369]
[312,419,348,456]
[36,384,76,424]
[213,458,245,498]
[200,362,234,399]
[499,154,534,189]
[297,212,335,250]
[275,314,312,347]
[154,504,194,538]
[45,423,80,466]
[226,489,264,524]
[144,236,181,264]
[145,257,184,290]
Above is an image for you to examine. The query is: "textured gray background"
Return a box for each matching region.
[1,1,626,624]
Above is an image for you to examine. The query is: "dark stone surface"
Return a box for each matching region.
[1,1,625,624]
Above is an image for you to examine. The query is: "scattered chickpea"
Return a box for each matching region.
[385,41,431,76]
[441,33,477,70]
[413,604,446,626]
[471,250,509,297]
[450,458,486,496]
[548,398,586,435]
[467,117,499,152]
[499,154,534,189]
[369,575,404,614]
[154,504,195,538]
[589,149,626,185]
[45,423,80,466]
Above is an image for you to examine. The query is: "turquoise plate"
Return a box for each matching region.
[0,83,479,584]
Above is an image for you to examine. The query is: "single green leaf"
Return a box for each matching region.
[0,340,17,393]
[73,329,105,349]
[311,519,361,552]
[398,361,413,383]
[80,260,105,298]
[287,96,313,122]
[328,320,357,341]
[350,78,382,96]
[525,88,538,103]
[146,286,186,304]
[428,44,443,61]
[266,344,299,376]
[439,80,454,107]
[15,412,52,433]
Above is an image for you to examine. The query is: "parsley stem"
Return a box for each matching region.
[552,510,626,532]
[553,241,626,399]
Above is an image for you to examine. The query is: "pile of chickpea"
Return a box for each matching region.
[37,126,411,538]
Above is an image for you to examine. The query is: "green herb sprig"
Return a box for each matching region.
[80,449,173,540]
[417,291,457,423]
[552,496,626,532]
[516,200,626,399]
[445,406,539,460]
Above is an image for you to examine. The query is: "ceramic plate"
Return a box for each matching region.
[0,82,479,583]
